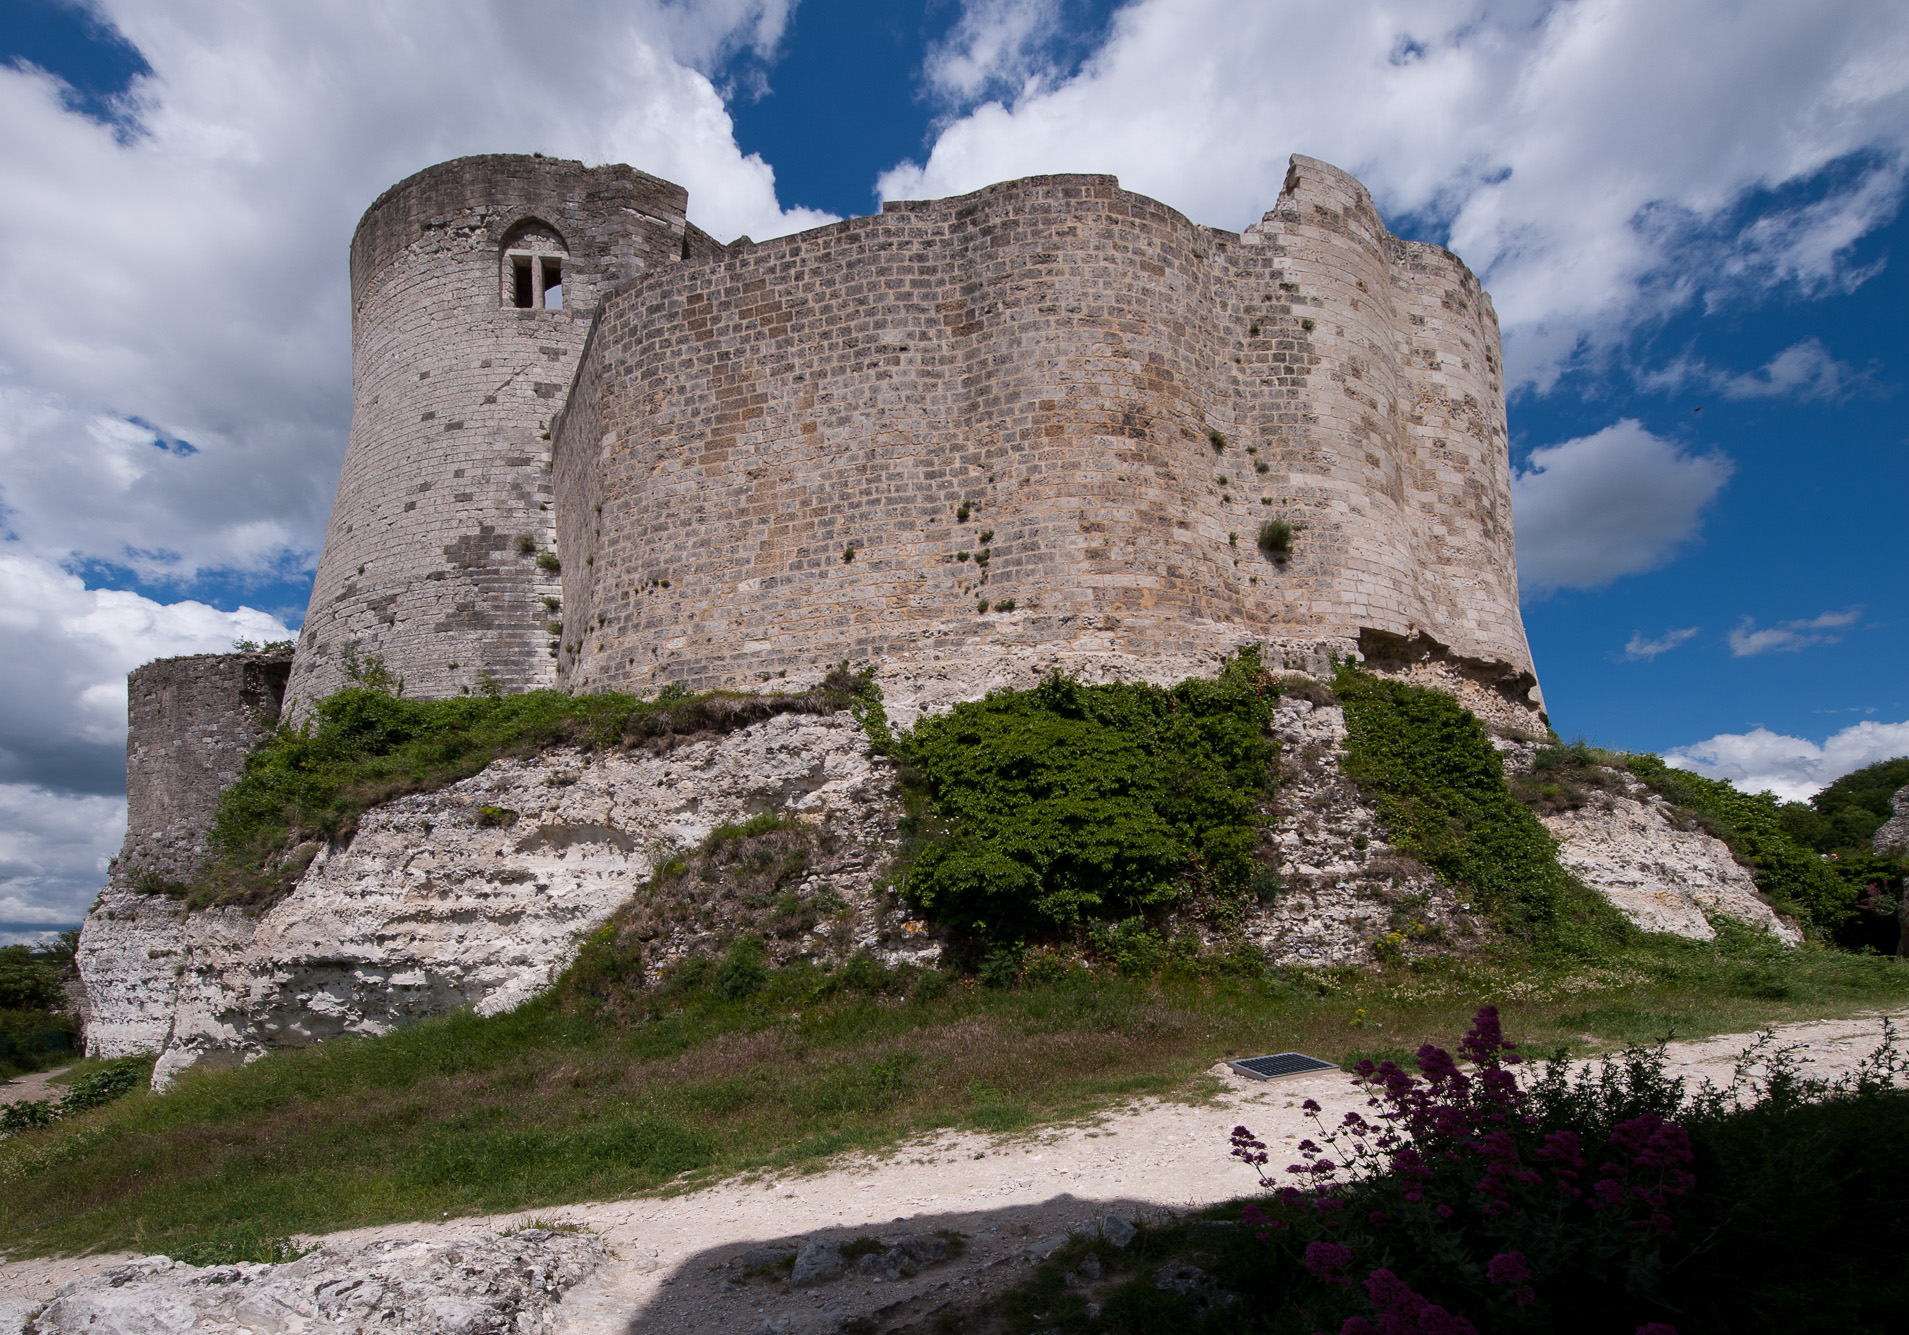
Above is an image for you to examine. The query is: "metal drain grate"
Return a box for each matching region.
[1227,1052,1339,1081]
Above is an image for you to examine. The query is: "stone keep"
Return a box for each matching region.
[286,155,725,709]
[292,151,1540,716]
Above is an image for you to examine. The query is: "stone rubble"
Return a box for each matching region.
[3,1229,605,1335]
[1244,692,1485,967]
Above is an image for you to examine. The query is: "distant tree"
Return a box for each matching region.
[0,944,64,1012]
[1779,756,1909,854]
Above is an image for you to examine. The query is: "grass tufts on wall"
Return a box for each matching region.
[176,676,861,912]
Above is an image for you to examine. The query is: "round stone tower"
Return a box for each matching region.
[288,154,709,709]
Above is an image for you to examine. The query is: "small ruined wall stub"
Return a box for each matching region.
[553,158,1538,709]
[115,650,292,886]
[288,155,692,712]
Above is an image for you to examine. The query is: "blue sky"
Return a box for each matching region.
[1,0,1906,934]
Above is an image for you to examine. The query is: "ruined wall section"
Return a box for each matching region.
[553,161,1538,710]
[288,155,691,711]
[111,650,292,886]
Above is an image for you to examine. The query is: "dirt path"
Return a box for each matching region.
[0,1068,68,1107]
[1,1011,1901,1333]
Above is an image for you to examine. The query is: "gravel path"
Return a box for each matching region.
[1,1010,1901,1333]
[0,1069,70,1108]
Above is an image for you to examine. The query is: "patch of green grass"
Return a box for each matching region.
[168,673,862,911]
[1,936,1902,1261]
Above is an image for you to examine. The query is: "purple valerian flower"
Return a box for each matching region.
[1461,1004,1520,1066]
[1304,1241,1355,1286]
[1361,1268,1481,1335]
[1486,1252,1531,1286]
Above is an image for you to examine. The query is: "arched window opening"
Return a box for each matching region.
[500,220,568,310]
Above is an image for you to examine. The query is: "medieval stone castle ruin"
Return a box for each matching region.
[76,154,1801,1083]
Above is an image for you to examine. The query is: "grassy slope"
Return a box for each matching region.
[2,939,1903,1260]
[10,665,1905,1259]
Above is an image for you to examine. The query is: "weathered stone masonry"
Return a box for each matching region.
[288,155,724,710]
[552,157,1538,708]
[115,650,293,886]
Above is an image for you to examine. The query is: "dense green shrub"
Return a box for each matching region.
[1334,666,1571,935]
[1626,754,1854,930]
[890,650,1280,943]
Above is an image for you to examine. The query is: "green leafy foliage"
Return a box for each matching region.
[891,650,1280,942]
[1777,755,1909,853]
[713,938,769,1000]
[0,946,63,1012]
[1,1057,143,1132]
[1626,754,1854,930]
[1334,666,1570,935]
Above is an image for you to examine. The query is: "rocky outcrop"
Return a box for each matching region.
[1252,693,1486,966]
[6,1229,604,1334]
[1542,790,1801,944]
[79,713,919,1088]
[1872,784,1909,853]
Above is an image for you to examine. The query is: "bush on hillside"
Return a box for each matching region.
[1777,755,1909,854]
[0,946,63,1013]
[890,649,1280,943]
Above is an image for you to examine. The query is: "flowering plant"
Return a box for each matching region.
[1229,1006,1696,1332]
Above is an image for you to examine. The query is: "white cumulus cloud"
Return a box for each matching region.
[0,785,127,936]
[1666,720,1909,802]
[1643,337,1865,402]
[1511,420,1733,597]
[1727,607,1865,657]
[882,0,1909,389]
[0,552,290,797]
[1623,627,1700,661]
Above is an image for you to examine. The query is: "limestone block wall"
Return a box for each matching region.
[288,155,709,711]
[113,650,293,885]
[552,157,1539,709]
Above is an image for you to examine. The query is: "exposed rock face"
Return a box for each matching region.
[79,713,917,1088]
[1872,784,1909,853]
[1542,790,1801,944]
[10,1229,604,1334]
[1251,693,1486,966]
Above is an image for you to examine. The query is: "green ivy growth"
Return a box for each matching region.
[887,649,1279,943]
[1625,753,1857,931]
[1334,664,1570,936]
